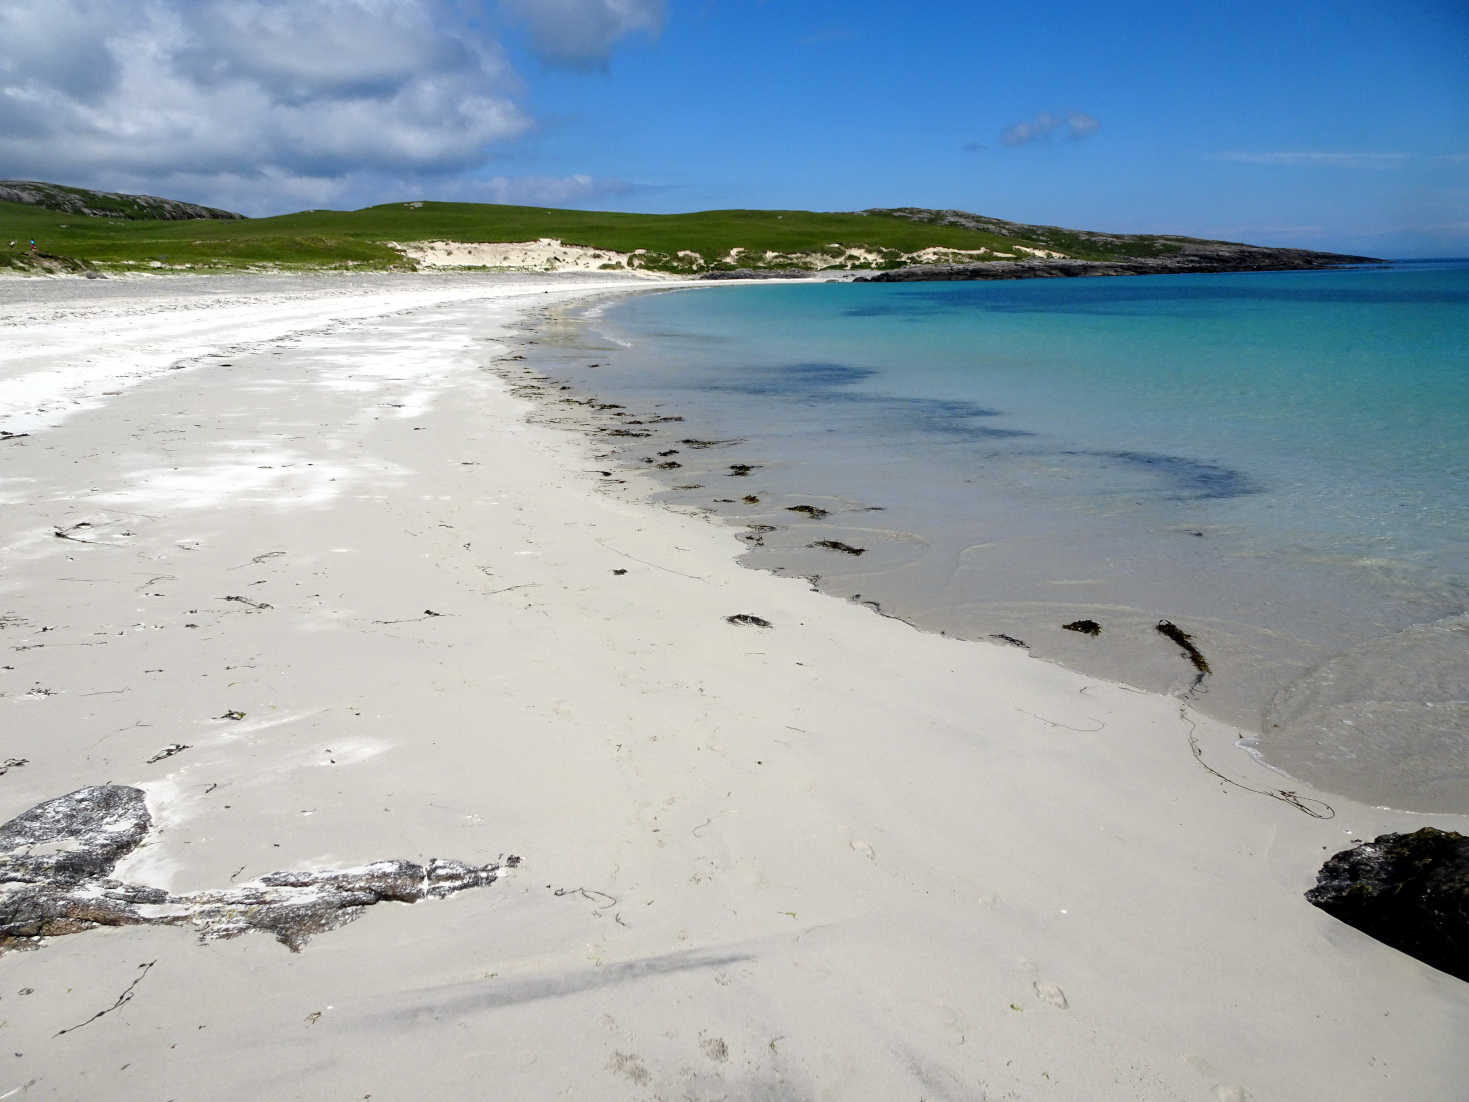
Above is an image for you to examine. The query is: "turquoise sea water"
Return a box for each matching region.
[527,264,1469,811]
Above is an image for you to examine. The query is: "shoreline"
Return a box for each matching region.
[2,272,1466,1099]
[497,279,1467,816]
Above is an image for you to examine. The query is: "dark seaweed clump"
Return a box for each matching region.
[810,540,865,556]
[1156,620,1209,674]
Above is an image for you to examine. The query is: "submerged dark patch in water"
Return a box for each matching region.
[699,362,1032,442]
[706,361,878,395]
[889,396,1031,439]
[1064,449,1261,500]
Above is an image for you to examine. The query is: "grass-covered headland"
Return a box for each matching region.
[0,180,1377,276]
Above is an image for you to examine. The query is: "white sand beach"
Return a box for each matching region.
[1,272,1466,1101]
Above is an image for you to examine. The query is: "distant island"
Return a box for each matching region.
[1,179,1379,278]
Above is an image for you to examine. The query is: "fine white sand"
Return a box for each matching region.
[1,272,1465,1101]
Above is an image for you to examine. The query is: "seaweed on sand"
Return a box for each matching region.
[1156,620,1210,674]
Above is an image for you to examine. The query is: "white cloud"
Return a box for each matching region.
[0,0,656,213]
[1002,111,1100,147]
[499,0,665,68]
[0,1,527,184]
[1066,112,1099,139]
[69,168,655,218]
[93,168,355,215]
[1208,152,1412,167]
[172,1,483,101]
[0,0,118,99]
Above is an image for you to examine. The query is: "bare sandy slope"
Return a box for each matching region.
[0,274,1465,1101]
[390,238,1066,273]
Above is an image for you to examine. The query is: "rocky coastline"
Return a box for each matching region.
[854,245,1381,283]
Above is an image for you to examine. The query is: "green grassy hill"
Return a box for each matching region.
[1,197,1066,274]
[0,182,1368,276]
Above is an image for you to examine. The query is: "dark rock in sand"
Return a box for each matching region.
[193,858,511,950]
[0,786,517,953]
[1306,828,1469,982]
[0,785,150,884]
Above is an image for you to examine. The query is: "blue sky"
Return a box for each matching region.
[3,1,1466,255]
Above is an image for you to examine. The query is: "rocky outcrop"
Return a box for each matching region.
[856,250,1378,283]
[857,207,1379,281]
[0,180,244,221]
[1306,828,1468,981]
[1,251,102,277]
[1,786,516,953]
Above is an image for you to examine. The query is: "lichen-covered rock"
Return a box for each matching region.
[1306,827,1469,981]
[0,787,518,954]
[0,785,150,884]
[0,881,163,940]
[0,180,244,221]
[185,858,517,949]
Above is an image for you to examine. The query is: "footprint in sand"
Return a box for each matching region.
[607,1052,650,1086]
[1032,981,1069,1009]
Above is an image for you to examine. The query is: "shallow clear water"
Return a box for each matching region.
[522,264,1469,811]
